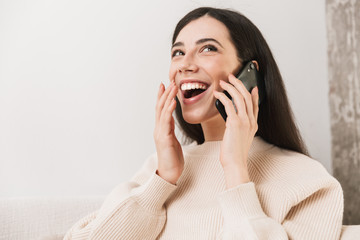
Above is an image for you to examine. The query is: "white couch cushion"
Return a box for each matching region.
[340,225,360,240]
[0,196,104,240]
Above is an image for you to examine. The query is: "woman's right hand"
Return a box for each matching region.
[153,81,184,185]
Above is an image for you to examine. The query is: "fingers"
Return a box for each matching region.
[228,75,255,122]
[251,86,259,122]
[155,83,165,122]
[217,74,259,126]
[219,80,247,120]
[160,85,178,124]
[155,82,176,123]
[213,90,238,118]
[154,82,178,139]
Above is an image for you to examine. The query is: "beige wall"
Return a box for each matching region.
[326,0,360,224]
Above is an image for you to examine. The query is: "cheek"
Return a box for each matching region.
[205,58,230,82]
[168,63,177,81]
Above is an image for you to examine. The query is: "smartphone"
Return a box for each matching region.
[215,61,265,121]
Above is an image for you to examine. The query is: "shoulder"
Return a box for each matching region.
[251,140,332,182]
[250,139,342,201]
[250,140,343,220]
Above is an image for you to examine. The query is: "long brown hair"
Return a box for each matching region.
[173,7,309,156]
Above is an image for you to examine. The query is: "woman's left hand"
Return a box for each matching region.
[213,74,259,189]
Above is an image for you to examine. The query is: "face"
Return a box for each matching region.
[169,16,241,124]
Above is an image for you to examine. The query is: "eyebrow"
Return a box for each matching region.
[171,38,224,49]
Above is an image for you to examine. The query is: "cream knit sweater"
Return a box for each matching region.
[63,137,344,240]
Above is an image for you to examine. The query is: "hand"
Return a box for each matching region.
[213,74,259,188]
[153,82,184,185]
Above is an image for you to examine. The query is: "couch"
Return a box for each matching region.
[1,197,359,240]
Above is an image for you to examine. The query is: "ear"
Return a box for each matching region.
[251,60,259,71]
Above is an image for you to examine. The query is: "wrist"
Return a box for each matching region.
[156,169,179,185]
[223,164,250,189]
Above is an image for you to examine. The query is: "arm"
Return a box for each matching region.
[217,178,343,240]
[217,182,288,240]
[63,155,177,240]
[282,178,343,240]
[214,71,287,239]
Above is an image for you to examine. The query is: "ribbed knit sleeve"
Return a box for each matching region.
[215,144,344,240]
[281,176,343,240]
[217,182,288,240]
[63,154,177,240]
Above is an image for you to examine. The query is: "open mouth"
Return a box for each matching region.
[181,82,209,99]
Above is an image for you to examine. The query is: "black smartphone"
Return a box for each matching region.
[215,61,265,121]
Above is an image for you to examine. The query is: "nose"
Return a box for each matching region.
[178,54,199,74]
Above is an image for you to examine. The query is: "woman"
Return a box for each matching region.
[64,7,344,240]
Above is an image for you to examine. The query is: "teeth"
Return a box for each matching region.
[181,83,207,91]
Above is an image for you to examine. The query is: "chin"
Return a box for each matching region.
[183,115,202,125]
[181,108,220,125]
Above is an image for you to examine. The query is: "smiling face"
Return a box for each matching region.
[169,16,241,124]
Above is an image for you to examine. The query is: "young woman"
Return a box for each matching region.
[64,7,344,240]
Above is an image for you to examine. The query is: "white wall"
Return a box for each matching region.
[0,0,330,197]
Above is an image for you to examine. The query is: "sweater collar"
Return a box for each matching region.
[183,136,274,156]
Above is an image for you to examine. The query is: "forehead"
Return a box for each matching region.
[175,16,231,44]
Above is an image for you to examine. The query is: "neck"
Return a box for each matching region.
[201,114,226,141]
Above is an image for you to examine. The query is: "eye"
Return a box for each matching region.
[171,49,184,58]
[201,45,218,53]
